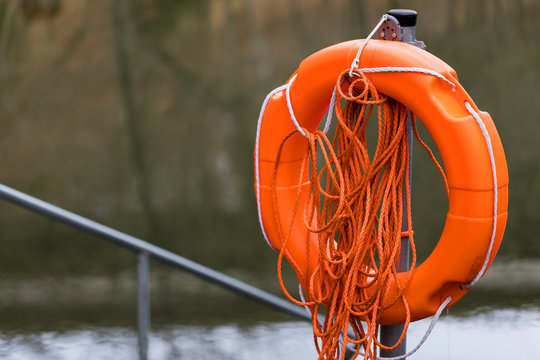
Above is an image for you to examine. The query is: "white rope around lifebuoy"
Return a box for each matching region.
[349,14,388,77]
[462,101,498,289]
[255,81,289,249]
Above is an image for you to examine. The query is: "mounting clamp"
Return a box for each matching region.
[378,9,426,49]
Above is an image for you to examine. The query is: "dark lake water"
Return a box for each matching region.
[0,0,539,358]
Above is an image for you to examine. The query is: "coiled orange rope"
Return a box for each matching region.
[271,70,449,360]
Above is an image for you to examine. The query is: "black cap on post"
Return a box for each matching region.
[387,9,417,27]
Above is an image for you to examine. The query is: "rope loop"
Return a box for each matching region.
[336,70,388,104]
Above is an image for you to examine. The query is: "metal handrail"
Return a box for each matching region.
[0,183,310,360]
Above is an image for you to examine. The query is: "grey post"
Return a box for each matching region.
[137,251,150,360]
[378,9,423,359]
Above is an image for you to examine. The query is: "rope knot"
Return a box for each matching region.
[400,230,414,238]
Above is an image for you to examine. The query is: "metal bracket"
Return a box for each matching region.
[378,12,426,49]
[378,15,403,42]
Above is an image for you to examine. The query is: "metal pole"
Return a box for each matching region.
[379,111,412,357]
[379,9,422,359]
[0,182,311,322]
[137,251,150,360]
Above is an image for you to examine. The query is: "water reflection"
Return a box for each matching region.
[2,310,540,359]
[0,0,539,357]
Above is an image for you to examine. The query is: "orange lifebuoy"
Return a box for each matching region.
[255,39,508,325]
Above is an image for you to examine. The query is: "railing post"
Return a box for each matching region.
[137,251,150,360]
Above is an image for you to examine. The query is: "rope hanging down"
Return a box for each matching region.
[271,70,448,360]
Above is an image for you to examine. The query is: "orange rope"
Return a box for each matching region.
[271,70,448,360]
